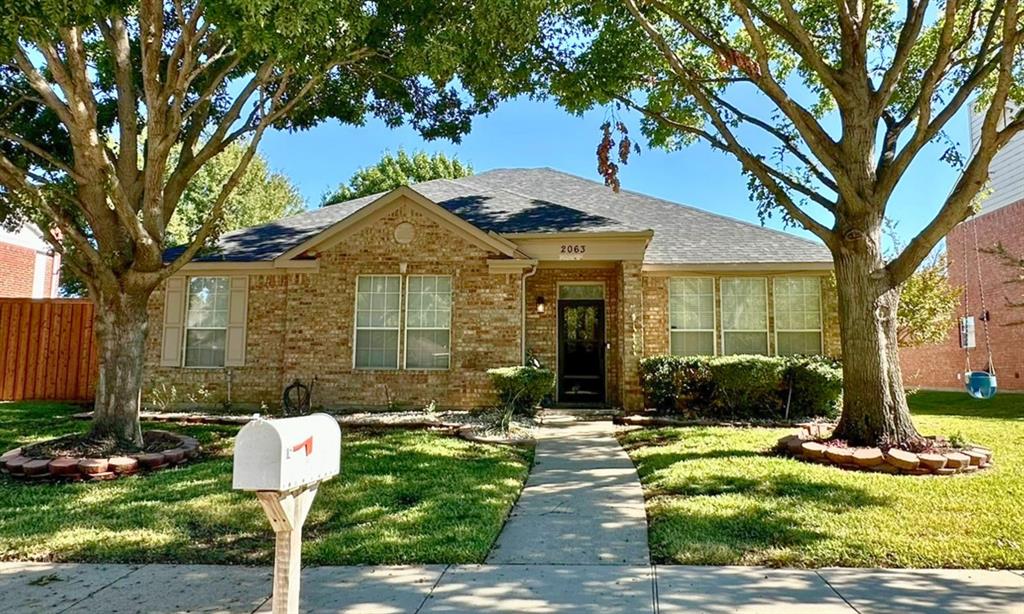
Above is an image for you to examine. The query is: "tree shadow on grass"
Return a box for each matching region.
[634,439,887,565]
[648,473,886,566]
[0,428,532,566]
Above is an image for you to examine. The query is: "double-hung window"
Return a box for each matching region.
[721,277,769,355]
[405,275,452,369]
[774,276,824,356]
[354,275,402,369]
[184,277,229,367]
[668,277,715,355]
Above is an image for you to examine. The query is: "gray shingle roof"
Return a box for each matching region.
[169,167,831,265]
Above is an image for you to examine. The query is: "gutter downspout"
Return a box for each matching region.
[521,265,538,365]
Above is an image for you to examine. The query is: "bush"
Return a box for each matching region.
[639,355,712,412]
[782,356,843,418]
[487,366,555,414]
[638,354,842,420]
[708,356,787,418]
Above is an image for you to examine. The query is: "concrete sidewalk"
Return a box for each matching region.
[485,414,649,564]
[2,562,1022,613]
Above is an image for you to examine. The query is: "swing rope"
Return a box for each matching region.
[971,217,996,375]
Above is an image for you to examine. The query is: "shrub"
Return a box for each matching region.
[708,355,787,418]
[782,356,843,419]
[639,355,712,412]
[487,366,555,414]
[638,354,842,420]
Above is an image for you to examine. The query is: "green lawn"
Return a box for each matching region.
[0,402,532,565]
[619,390,1024,568]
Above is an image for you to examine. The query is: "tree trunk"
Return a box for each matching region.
[831,248,921,447]
[89,290,152,447]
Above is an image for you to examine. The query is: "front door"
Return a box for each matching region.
[557,299,606,404]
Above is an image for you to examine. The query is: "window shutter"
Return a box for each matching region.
[225,276,248,366]
[160,277,187,367]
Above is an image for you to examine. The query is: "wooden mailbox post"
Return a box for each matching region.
[233,414,341,613]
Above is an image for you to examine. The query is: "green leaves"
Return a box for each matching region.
[322,149,472,204]
[166,141,305,246]
[897,254,962,347]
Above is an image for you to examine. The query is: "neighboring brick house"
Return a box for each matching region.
[147,168,839,410]
[0,225,61,298]
[901,108,1024,392]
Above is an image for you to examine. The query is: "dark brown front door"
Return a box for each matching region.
[557,300,605,404]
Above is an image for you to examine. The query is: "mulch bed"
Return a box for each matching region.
[1,430,200,483]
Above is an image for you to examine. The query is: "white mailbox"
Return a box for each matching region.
[233,413,341,491]
[232,413,341,614]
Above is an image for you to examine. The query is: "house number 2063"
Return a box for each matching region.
[560,244,586,255]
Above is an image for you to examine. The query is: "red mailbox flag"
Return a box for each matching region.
[292,437,313,456]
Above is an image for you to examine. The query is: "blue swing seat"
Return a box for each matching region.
[965,371,998,399]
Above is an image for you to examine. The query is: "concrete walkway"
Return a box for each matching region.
[3,562,1022,613]
[485,413,649,565]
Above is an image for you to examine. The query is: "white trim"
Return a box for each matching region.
[667,276,717,356]
[720,277,770,356]
[352,274,403,370]
[772,276,825,356]
[403,274,452,371]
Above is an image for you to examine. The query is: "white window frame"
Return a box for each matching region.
[183,276,229,369]
[403,274,452,370]
[667,277,717,356]
[720,277,770,356]
[353,274,402,370]
[773,276,825,356]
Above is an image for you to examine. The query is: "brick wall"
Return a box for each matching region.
[144,199,521,410]
[0,242,39,297]
[901,199,1024,390]
[524,266,622,406]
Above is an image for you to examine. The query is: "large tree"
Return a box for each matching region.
[322,149,471,205]
[0,0,543,445]
[543,0,1024,445]
[61,143,304,296]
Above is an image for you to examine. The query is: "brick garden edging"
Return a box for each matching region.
[777,426,993,476]
[0,430,200,482]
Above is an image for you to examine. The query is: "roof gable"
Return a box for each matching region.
[276,186,522,262]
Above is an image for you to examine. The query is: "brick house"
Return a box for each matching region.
[902,108,1024,391]
[0,225,61,298]
[146,168,839,410]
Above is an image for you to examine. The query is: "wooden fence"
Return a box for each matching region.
[0,298,98,401]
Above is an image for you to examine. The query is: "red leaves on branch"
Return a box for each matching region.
[717,48,761,78]
[597,121,634,193]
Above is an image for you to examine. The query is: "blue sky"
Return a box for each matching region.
[259,95,969,247]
